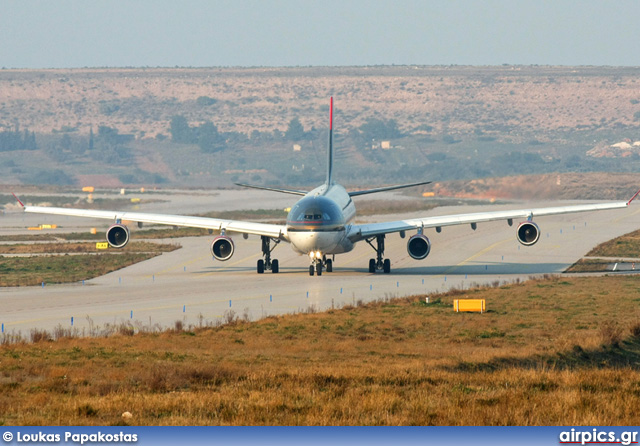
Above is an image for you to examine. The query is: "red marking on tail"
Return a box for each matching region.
[12,192,24,208]
[627,188,640,205]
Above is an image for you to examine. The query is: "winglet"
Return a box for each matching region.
[12,192,25,208]
[627,188,640,206]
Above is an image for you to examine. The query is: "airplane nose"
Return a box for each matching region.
[289,230,341,254]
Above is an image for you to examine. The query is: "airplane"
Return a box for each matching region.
[12,97,640,276]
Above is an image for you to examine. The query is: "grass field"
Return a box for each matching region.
[565,258,615,273]
[0,254,156,287]
[1,275,640,425]
[566,228,640,273]
[0,242,178,286]
[0,229,210,242]
[3,216,640,425]
[0,241,178,255]
[0,194,158,209]
[586,229,640,258]
[199,199,441,223]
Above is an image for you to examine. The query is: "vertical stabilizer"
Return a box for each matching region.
[326,97,334,186]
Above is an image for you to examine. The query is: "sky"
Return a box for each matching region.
[1,0,639,68]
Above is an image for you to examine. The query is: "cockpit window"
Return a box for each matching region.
[287,196,345,230]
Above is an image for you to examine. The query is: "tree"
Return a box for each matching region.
[88,127,94,151]
[27,169,74,186]
[0,126,38,151]
[23,130,37,150]
[169,115,194,143]
[97,126,133,146]
[196,96,217,106]
[285,118,305,140]
[97,126,119,144]
[359,118,403,140]
[197,121,226,153]
[60,134,72,150]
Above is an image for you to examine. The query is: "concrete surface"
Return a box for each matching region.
[2,191,640,336]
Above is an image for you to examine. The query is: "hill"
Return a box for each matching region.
[1,66,640,188]
[2,66,640,137]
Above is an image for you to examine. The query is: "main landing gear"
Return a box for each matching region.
[309,255,333,276]
[366,234,391,274]
[257,236,280,274]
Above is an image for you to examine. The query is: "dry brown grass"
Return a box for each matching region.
[0,229,209,242]
[565,258,614,273]
[0,242,178,286]
[565,228,640,272]
[0,243,177,287]
[433,173,640,201]
[353,199,438,216]
[2,275,640,425]
[586,228,640,258]
[0,253,161,287]
[199,201,439,222]
[0,241,178,255]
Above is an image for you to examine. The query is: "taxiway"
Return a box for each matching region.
[2,191,639,335]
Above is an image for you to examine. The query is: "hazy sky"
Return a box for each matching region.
[2,0,639,68]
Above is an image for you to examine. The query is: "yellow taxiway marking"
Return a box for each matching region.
[143,252,211,279]
[198,252,262,276]
[340,247,374,268]
[612,206,640,224]
[442,237,512,276]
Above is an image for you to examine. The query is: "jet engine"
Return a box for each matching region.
[211,236,235,261]
[106,223,130,248]
[516,221,540,246]
[407,234,431,260]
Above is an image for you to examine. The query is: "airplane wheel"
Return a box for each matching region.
[369,259,376,273]
[309,265,315,276]
[257,259,264,274]
[316,262,323,276]
[383,259,391,274]
[326,259,333,273]
[272,259,279,274]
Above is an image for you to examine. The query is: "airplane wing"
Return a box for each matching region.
[19,204,288,240]
[348,193,639,242]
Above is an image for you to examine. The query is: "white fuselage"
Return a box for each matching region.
[286,183,356,256]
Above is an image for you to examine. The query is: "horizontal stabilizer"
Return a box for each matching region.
[348,181,432,197]
[235,183,308,196]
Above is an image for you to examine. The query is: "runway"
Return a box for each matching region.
[2,191,640,336]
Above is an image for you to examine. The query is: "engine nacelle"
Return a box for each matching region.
[407,234,431,260]
[211,236,235,261]
[517,221,540,246]
[106,224,130,249]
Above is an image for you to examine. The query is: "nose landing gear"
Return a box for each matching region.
[309,262,322,276]
[309,254,333,276]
